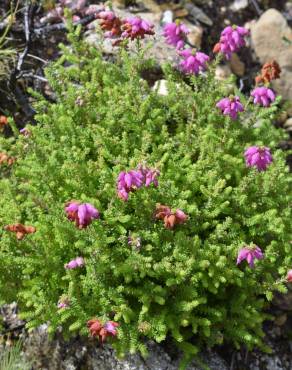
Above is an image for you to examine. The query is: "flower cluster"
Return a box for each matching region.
[117,165,159,201]
[178,49,210,75]
[244,146,273,172]
[155,204,188,229]
[237,245,264,268]
[216,96,244,120]
[87,319,118,342]
[251,87,275,107]
[121,17,154,40]
[287,270,292,283]
[213,25,249,59]
[65,201,100,229]
[163,21,189,50]
[96,10,122,38]
[4,223,36,240]
[64,256,85,270]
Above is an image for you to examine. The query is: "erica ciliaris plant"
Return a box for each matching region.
[0,10,291,367]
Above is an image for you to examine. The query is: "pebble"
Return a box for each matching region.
[229,53,245,77]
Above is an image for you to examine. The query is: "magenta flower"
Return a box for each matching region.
[287,270,292,282]
[163,21,189,50]
[251,87,275,107]
[178,49,209,75]
[237,246,263,268]
[64,256,85,270]
[121,17,154,40]
[216,96,244,120]
[138,165,160,187]
[244,146,273,171]
[117,170,144,201]
[65,201,99,229]
[104,321,119,336]
[214,25,249,60]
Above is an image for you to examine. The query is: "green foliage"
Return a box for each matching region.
[0,341,31,370]
[0,26,291,363]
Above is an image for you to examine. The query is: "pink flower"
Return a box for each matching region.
[103,321,119,336]
[163,21,189,49]
[251,87,275,107]
[216,96,244,120]
[117,170,144,201]
[96,10,122,38]
[87,319,119,342]
[64,256,85,270]
[214,25,249,60]
[237,246,264,268]
[121,17,154,40]
[65,201,100,229]
[244,146,273,172]
[138,165,160,187]
[287,270,292,282]
[117,165,159,201]
[178,49,209,75]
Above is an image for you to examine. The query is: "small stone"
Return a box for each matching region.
[215,64,232,81]
[184,22,203,48]
[185,3,213,26]
[229,53,245,77]
[230,0,248,12]
[284,118,292,132]
[161,10,173,25]
[174,8,189,18]
[152,80,168,96]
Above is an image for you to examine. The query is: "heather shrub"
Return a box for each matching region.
[0,19,291,366]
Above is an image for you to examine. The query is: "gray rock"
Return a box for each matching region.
[185,3,213,26]
[251,9,292,102]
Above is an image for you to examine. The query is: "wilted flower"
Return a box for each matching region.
[213,25,249,60]
[0,152,15,166]
[255,60,281,85]
[244,146,273,171]
[65,201,100,229]
[216,96,244,120]
[4,223,36,240]
[163,21,189,49]
[155,204,188,229]
[64,256,85,269]
[0,115,8,129]
[178,49,209,75]
[121,17,154,40]
[251,87,275,107]
[97,10,122,38]
[287,270,292,282]
[87,318,119,342]
[237,245,264,268]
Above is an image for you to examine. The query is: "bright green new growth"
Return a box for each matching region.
[0,25,291,362]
